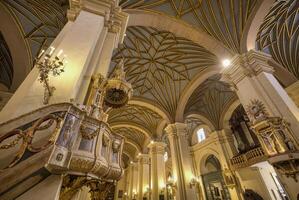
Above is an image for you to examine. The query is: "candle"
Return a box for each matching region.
[49,46,55,56]
[38,49,45,59]
[57,49,63,57]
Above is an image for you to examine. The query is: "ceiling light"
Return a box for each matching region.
[222,59,231,67]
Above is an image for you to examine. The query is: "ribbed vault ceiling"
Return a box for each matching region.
[108,104,162,138]
[111,26,218,120]
[256,0,299,79]
[0,32,13,89]
[2,0,299,166]
[1,0,67,66]
[120,0,258,53]
[112,127,147,151]
[184,74,237,130]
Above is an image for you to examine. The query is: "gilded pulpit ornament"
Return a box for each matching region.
[246,99,299,181]
[104,59,133,108]
[35,47,67,104]
[112,140,121,153]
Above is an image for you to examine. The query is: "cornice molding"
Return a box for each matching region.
[147,142,166,155]
[221,50,274,86]
[68,0,128,44]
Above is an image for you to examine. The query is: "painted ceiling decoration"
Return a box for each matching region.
[256,0,299,79]
[111,26,218,120]
[108,104,162,138]
[0,32,13,89]
[112,127,147,151]
[184,74,237,130]
[120,0,259,53]
[1,0,68,66]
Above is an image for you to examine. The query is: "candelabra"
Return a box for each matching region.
[35,47,67,104]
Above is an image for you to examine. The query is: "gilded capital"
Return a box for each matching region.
[164,122,187,137]
[222,50,275,85]
[68,0,128,46]
[137,154,150,164]
[147,142,166,155]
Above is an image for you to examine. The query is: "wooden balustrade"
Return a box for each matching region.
[230,147,267,169]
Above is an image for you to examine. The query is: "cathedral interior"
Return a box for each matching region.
[0,0,299,200]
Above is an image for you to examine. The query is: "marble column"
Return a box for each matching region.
[222,49,299,140]
[164,123,197,200]
[147,142,167,200]
[0,0,128,123]
[137,154,150,200]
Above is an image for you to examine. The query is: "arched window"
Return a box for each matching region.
[164,151,168,162]
[197,128,206,142]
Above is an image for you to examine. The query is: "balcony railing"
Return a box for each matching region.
[230,147,267,169]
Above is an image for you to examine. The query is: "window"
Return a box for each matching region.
[164,152,168,162]
[197,128,206,142]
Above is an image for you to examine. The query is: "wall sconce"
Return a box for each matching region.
[36,47,67,104]
[189,177,199,188]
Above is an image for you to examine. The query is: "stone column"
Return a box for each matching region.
[164,123,197,200]
[0,0,128,123]
[137,154,150,200]
[222,49,299,199]
[222,49,299,140]
[128,162,138,200]
[147,142,167,200]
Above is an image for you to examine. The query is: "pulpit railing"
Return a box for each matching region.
[0,103,124,181]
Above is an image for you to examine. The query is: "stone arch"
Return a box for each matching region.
[198,151,222,175]
[176,67,220,122]
[221,99,241,130]
[184,113,216,132]
[0,3,31,91]
[241,0,274,52]
[128,98,171,123]
[110,123,152,140]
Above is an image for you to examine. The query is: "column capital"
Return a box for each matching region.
[147,142,166,154]
[164,122,187,137]
[67,0,128,45]
[137,154,150,164]
[221,50,275,85]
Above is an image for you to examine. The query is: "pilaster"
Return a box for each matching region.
[137,154,150,200]
[222,49,299,140]
[0,0,128,123]
[164,123,197,200]
[147,142,166,200]
[222,49,299,199]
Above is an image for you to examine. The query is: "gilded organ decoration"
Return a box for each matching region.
[245,99,269,124]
